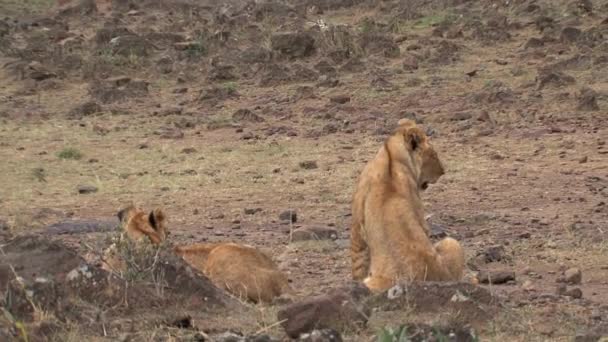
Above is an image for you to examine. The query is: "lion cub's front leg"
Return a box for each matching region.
[350,221,370,281]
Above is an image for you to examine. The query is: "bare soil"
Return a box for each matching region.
[0,0,607,340]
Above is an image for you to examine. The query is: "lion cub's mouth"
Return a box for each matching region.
[420,182,429,191]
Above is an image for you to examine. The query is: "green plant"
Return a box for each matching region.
[57,147,82,160]
[377,325,409,342]
[223,82,237,92]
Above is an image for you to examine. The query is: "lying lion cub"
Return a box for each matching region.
[350,119,465,292]
[174,242,293,303]
[101,205,169,273]
[103,205,292,303]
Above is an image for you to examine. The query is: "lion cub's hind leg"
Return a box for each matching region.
[350,223,371,281]
[434,237,465,281]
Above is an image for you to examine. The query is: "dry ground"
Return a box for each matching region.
[1,0,607,340]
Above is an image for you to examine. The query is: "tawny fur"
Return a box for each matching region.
[350,119,465,292]
[101,205,168,273]
[174,242,293,303]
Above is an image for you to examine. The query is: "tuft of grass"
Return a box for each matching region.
[57,147,83,160]
[222,82,238,92]
[377,325,409,342]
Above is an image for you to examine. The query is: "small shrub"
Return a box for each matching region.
[57,147,82,160]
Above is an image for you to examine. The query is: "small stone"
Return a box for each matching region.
[299,161,318,170]
[483,245,505,263]
[522,280,535,291]
[556,283,567,295]
[564,287,583,299]
[78,185,98,194]
[181,147,197,154]
[329,95,350,104]
[299,329,343,342]
[291,226,338,242]
[579,156,588,163]
[279,210,297,223]
[244,208,262,215]
[277,284,370,338]
[478,271,516,284]
[563,268,582,284]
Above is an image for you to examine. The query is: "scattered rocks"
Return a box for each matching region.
[67,101,102,119]
[89,77,149,104]
[561,27,582,44]
[181,147,197,154]
[298,329,343,342]
[158,128,184,139]
[483,245,505,263]
[536,69,576,90]
[564,287,583,299]
[299,161,318,170]
[232,109,264,123]
[577,87,599,111]
[77,185,98,194]
[279,210,297,223]
[560,268,582,284]
[271,32,315,58]
[478,271,516,284]
[329,95,350,104]
[277,284,370,338]
[291,227,338,242]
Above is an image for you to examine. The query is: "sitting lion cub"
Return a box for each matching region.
[350,119,465,292]
[174,242,293,303]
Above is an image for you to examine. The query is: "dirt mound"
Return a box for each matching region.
[367,282,499,328]
[0,234,238,333]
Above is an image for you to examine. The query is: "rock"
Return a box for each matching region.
[329,95,350,104]
[317,76,339,88]
[451,112,472,121]
[77,185,98,194]
[478,271,515,284]
[577,87,599,111]
[428,223,447,239]
[525,37,544,49]
[67,101,102,119]
[110,34,154,57]
[24,61,56,81]
[402,54,419,71]
[299,161,318,170]
[522,280,535,291]
[232,109,264,123]
[564,287,583,299]
[291,227,338,242]
[561,27,582,43]
[89,77,149,104]
[298,329,343,341]
[277,284,370,338]
[482,245,505,263]
[536,69,576,90]
[563,268,582,284]
[158,128,184,139]
[181,148,197,154]
[279,210,297,223]
[271,32,315,58]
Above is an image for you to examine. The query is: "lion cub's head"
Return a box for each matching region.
[117,204,169,244]
[388,119,445,191]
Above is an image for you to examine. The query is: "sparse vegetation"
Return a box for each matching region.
[57,147,83,160]
[0,0,606,340]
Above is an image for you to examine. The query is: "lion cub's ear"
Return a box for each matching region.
[148,208,166,230]
[405,127,424,151]
[116,204,135,222]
